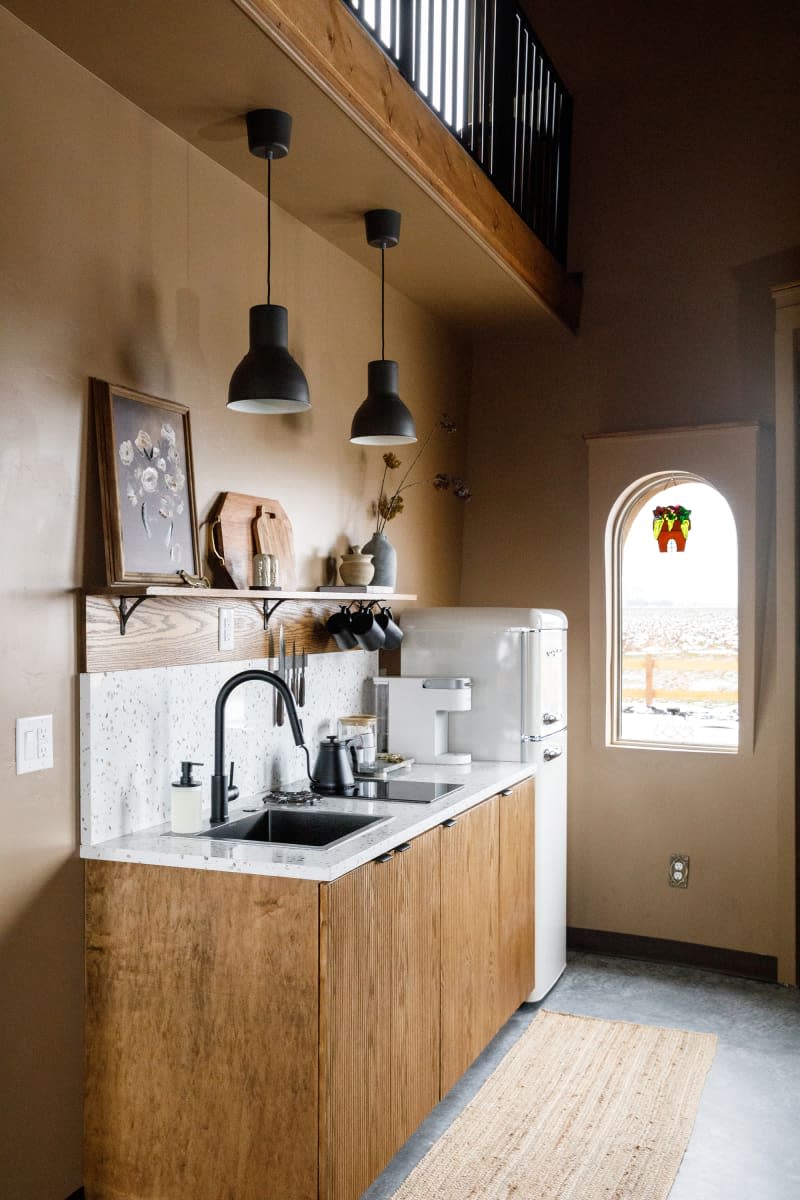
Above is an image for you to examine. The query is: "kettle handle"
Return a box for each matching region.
[347,735,360,772]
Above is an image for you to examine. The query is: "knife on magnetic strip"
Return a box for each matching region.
[276,624,285,726]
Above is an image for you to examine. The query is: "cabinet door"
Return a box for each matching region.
[439,798,500,1096]
[391,828,441,1153]
[320,858,394,1200]
[497,778,535,1021]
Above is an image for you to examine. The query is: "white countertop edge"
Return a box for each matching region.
[80,762,536,882]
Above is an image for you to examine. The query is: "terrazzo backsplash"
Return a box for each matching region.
[81,650,379,844]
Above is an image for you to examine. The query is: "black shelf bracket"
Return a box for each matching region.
[117,595,149,635]
[261,597,288,629]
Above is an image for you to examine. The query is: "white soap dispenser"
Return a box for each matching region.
[170,761,204,833]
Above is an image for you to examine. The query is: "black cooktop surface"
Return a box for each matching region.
[352,779,464,803]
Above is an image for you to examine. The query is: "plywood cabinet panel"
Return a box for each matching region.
[84,860,320,1200]
[390,830,442,1153]
[498,779,536,1021]
[320,858,394,1200]
[321,827,443,1200]
[439,799,500,1096]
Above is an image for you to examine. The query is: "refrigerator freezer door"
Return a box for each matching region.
[522,628,567,739]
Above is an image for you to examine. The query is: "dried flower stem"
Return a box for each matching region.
[376,426,437,533]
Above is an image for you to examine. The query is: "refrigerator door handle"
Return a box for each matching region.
[542,711,563,725]
[543,746,563,761]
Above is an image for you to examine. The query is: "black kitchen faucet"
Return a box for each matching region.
[211,669,308,823]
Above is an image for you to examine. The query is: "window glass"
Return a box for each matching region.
[616,479,738,750]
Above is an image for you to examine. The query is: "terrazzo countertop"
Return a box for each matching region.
[80,761,535,881]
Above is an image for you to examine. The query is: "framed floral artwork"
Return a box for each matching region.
[92,379,201,585]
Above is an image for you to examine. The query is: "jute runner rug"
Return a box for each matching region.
[391,1009,717,1200]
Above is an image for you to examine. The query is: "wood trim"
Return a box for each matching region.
[234,0,582,331]
[567,927,779,983]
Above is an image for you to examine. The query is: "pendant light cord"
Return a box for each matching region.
[266,157,272,306]
[381,243,385,360]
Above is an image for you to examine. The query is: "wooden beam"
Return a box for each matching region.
[236,0,582,331]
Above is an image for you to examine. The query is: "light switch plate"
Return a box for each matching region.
[16,714,54,774]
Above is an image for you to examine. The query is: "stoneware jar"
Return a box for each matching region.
[339,547,375,586]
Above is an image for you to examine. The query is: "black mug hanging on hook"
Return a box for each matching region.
[375,606,403,650]
[350,607,386,651]
[326,606,358,650]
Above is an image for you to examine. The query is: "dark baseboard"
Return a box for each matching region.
[65,1190,85,1199]
[567,927,779,983]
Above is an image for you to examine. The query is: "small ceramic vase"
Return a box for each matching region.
[361,530,397,588]
[339,547,375,586]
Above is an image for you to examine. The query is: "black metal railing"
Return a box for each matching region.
[342,0,572,263]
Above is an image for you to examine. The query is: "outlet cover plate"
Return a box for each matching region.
[669,853,690,888]
[218,607,235,652]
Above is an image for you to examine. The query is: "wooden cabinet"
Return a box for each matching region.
[319,855,393,1200]
[84,778,533,1200]
[84,862,322,1200]
[440,799,500,1094]
[319,828,441,1200]
[498,779,536,1021]
[440,779,535,1095]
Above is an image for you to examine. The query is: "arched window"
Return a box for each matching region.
[610,474,738,751]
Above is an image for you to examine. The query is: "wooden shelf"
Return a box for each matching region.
[81,588,417,673]
[95,587,416,601]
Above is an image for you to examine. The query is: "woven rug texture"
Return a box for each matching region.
[391,1008,717,1200]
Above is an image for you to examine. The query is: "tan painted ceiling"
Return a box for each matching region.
[5,0,571,335]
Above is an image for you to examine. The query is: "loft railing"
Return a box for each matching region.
[342,0,572,264]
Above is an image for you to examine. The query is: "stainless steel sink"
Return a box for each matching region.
[196,808,388,848]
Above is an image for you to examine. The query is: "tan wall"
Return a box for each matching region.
[0,10,470,1196]
[463,1,800,977]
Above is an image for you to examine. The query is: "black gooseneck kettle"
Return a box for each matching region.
[311,735,357,794]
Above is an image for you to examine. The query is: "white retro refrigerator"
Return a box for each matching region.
[400,607,567,1001]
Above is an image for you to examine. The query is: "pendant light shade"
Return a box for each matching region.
[228,304,309,413]
[228,109,310,415]
[350,360,416,444]
[350,209,416,445]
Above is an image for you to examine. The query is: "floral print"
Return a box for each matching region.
[118,421,187,559]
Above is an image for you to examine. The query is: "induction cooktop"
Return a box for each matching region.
[351,779,464,803]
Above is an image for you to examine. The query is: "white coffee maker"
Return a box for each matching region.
[376,676,472,764]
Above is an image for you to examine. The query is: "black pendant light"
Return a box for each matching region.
[350,209,417,445]
[228,109,310,414]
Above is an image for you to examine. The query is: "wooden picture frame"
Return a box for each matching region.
[92,378,201,585]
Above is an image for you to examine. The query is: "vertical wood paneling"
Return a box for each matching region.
[84,861,320,1200]
[498,779,535,1020]
[321,859,393,1200]
[439,799,499,1096]
[391,829,442,1151]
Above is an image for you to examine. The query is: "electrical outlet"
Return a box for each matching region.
[669,853,690,888]
[16,714,54,774]
[218,607,235,652]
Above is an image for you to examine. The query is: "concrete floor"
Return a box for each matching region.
[363,952,800,1199]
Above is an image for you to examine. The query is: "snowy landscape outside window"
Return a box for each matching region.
[613,477,738,751]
